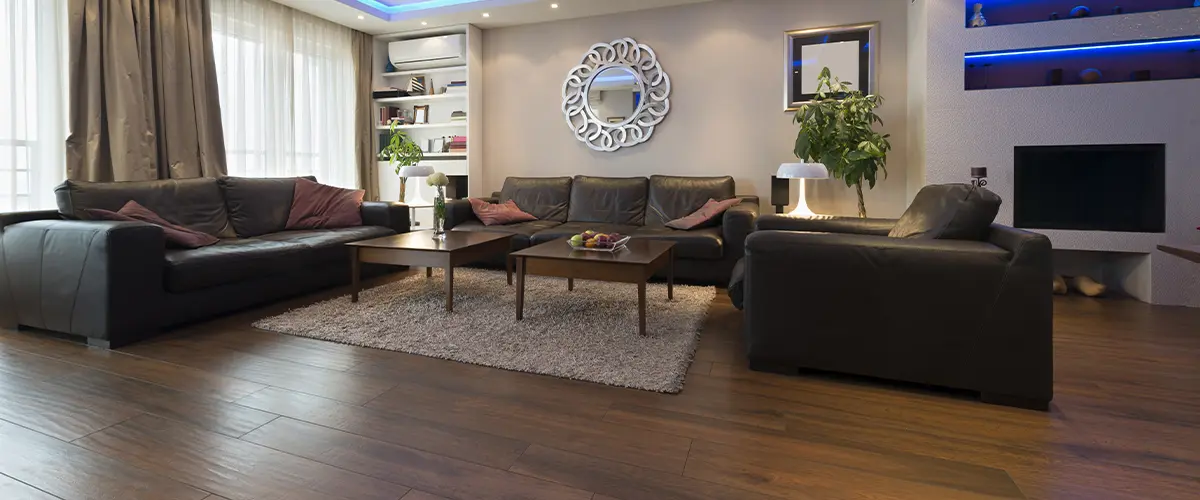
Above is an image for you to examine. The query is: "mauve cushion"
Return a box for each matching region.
[469,197,538,226]
[665,198,741,230]
[85,201,220,249]
[285,178,365,230]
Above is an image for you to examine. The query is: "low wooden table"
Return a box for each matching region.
[1158,244,1200,264]
[346,231,512,312]
[511,238,675,336]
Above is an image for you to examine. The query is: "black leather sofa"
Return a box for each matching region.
[444,175,759,284]
[736,185,1053,410]
[0,176,410,348]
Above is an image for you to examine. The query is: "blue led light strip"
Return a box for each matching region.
[350,0,488,14]
[965,37,1200,60]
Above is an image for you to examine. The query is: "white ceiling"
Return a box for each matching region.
[271,0,714,35]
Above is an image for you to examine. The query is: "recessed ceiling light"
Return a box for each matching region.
[482,12,490,17]
[421,21,427,25]
[357,15,364,19]
[551,3,559,7]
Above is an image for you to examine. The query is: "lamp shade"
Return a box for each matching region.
[777,162,829,179]
[398,165,434,177]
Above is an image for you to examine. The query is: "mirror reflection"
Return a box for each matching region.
[587,66,642,125]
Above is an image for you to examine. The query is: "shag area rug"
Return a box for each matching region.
[253,268,716,393]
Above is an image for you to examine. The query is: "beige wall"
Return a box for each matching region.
[482,0,910,217]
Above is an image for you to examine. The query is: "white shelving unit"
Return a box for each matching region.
[373,25,481,229]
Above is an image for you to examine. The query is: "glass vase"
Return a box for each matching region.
[432,186,447,240]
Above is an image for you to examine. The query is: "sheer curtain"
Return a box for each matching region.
[210,0,357,188]
[1,0,67,211]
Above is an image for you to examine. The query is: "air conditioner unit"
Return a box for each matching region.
[388,34,465,69]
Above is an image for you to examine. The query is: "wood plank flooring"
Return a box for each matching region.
[1,270,1198,499]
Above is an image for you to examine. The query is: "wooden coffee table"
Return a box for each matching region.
[346,231,513,312]
[511,238,675,336]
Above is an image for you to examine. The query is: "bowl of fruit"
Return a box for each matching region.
[568,230,631,252]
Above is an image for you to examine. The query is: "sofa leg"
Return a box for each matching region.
[747,358,798,376]
[86,338,112,350]
[981,392,1050,411]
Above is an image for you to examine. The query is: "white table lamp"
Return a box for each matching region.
[398,165,435,205]
[776,162,829,217]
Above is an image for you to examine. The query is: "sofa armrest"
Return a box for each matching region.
[445,198,492,230]
[756,214,897,235]
[360,202,411,234]
[722,197,759,262]
[0,220,165,346]
[1,210,62,229]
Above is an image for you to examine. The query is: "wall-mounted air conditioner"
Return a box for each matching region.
[388,34,465,69]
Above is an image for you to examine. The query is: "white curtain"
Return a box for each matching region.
[210,0,357,188]
[0,0,67,211]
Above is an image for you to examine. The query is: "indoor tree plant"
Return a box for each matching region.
[379,120,424,202]
[793,67,892,217]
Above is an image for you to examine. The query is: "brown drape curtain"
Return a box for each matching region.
[66,0,227,182]
[352,30,380,201]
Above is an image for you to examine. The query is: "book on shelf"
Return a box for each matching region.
[449,111,467,122]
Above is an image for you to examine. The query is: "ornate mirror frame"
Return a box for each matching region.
[561,38,671,152]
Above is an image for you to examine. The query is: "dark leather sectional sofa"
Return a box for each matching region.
[0,176,409,348]
[444,175,759,284]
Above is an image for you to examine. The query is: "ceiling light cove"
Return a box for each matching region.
[337,0,538,22]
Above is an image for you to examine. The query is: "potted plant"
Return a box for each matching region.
[379,120,424,202]
[793,67,892,217]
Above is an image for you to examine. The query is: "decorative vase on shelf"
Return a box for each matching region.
[969,3,987,27]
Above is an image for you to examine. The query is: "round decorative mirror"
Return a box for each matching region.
[562,38,670,152]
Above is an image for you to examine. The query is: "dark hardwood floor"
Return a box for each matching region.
[1,270,1198,500]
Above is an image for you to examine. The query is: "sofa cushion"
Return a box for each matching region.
[255,226,395,263]
[86,201,220,249]
[632,226,724,260]
[452,220,561,250]
[530,222,641,246]
[163,239,309,293]
[285,179,365,230]
[56,178,234,237]
[469,198,538,226]
[889,184,1002,241]
[666,198,741,230]
[646,175,735,226]
[567,176,649,225]
[218,176,315,237]
[499,177,572,222]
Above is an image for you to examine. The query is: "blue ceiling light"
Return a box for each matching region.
[965,36,1200,61]
[339,0,535,21]
[350,0,489,14]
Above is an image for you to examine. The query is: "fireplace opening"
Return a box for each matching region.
[1014,144,1166,233]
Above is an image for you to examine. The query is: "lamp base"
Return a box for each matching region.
[785,179,821,218]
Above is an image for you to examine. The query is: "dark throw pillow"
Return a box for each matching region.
[888,184,1002,241]
[285,178,365,230]
[665,198,741,230]
[86,200,220,249]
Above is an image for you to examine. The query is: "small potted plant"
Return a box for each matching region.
[380,120,424,202]
[427,172,450,239]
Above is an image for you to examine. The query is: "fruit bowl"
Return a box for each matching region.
[568,231,631,252]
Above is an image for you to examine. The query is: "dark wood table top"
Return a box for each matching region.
[1158,244,1200,264]
[512,238,674,265]
[347,230,510,252]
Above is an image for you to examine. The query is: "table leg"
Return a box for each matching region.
[350,247,360,303]
[515,257,526,320]
[444,266,454,312]
[638,281,647,336]
[506,253,513,286]
[426,267,433,278]
[567,278,574,291]
[667,247,674,301]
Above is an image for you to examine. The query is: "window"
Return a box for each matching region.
[210,0,357,188]
[0,0,67,211]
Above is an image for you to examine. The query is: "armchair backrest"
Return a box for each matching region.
[55,178,233,237]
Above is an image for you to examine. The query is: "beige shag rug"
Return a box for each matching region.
[253,268,715,393]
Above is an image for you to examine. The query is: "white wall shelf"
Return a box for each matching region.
[375,93,465,104]
[376,121,467,130]
[382,65,466,77]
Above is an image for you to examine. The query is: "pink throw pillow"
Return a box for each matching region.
[665,198,742,230]
[286,178,365,230]
[469,198,537,226]
[85,201,220,249]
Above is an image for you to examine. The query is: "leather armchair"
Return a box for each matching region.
[360,201,412,234]
[741,214,1053,410]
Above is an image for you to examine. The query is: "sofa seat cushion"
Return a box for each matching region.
[255,226,395,263]
[164,239,309,293]
[632,226,724,260]
[498,177,572,222]
[452,220,561,250]
[530,222,641,246]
